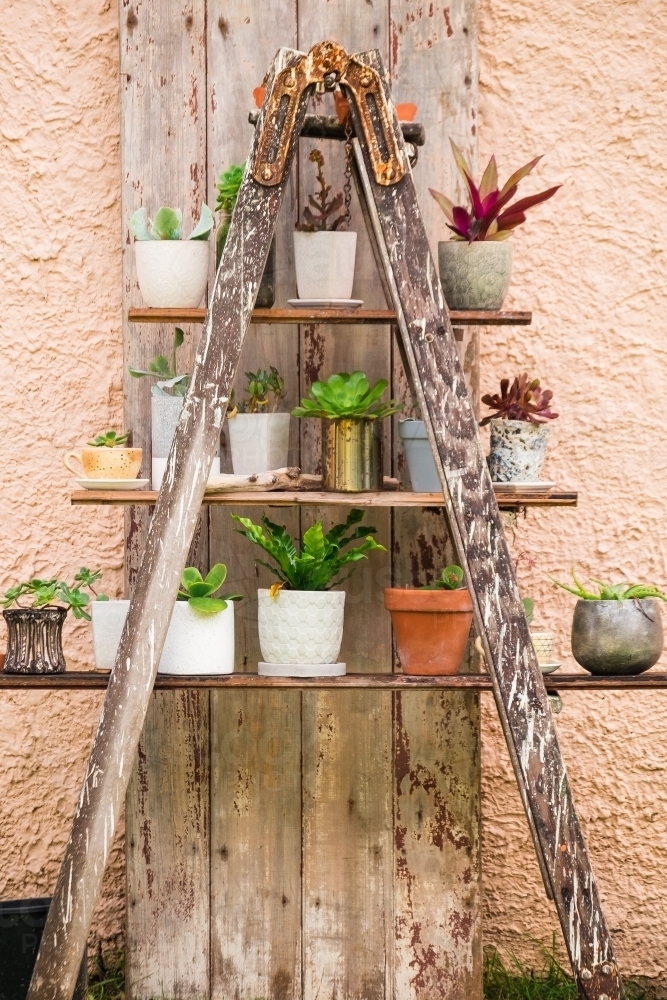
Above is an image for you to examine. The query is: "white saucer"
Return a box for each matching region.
[492,481,556,492]
[259,662,346,677]
[75,479,150,491]
[539,662,561,674]
[288,298,363,310]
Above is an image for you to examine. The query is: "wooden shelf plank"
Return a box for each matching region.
[71,487,577,508]
[127,307,532,327]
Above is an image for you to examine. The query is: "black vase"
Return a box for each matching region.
[3,607,67,673]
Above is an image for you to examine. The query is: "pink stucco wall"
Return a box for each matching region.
[1,0,666,976]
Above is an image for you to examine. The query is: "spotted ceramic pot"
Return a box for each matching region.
[571,599,663,675]
[438,240,513,310]
[258,589,345,664]
[488,419,551,482]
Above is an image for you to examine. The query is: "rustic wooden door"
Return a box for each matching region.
[122,4,480,999]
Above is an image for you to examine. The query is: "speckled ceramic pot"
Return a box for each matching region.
[571,599,663,675]
[135,239,209,308]
[488,419,551,482]
[257,589,345,666]
[438,240,513,310]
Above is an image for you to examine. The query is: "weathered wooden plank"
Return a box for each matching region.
[128,307,533,325]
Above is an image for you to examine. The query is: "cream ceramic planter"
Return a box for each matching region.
[227,412,291,474]
[257,588,345,676]
[530,628,560,674]
[91,599,235,675]
[151,394,220,489]
[488,419,551,482]
[438,240,513,310]
[135,240,209,308]
[293,231,357,299]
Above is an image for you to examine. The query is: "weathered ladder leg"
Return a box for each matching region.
[27,46,311,1000]
[347,48,622,1000]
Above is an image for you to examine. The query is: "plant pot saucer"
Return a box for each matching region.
[258,661,346,677]
[491,480,555,492]
[539,662,561,674]
[75,478,150,490]
[288,298,363,309]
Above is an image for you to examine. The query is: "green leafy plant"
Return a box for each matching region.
[130,204,214,241]
[177,563,242,614]
[297,149,346,232]
[129,327,189,397]
[429,138,560,242]
[232,509,385,591]
[215,162,245,214]
[522,596,535,624]
[230,367,285,415]
[420,565,465,591]
[87,430,130,448]
[2,568,108,621]
[292,371,403,421]
[480,374,558,426]
[551,569,667,602]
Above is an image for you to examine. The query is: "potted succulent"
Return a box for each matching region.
[292,371,402,491]
[130,203,213,308]
[232,509,385,677]
[294,149,357,302]
[384,566,473,675]
[91,563,241,675]
[552,570,666,676]
[2,568,107,673]
[430,140,560,309]
[480,374,558,483]
[63,430,142,483]
[215,162,275,307]
[227,367,289,474]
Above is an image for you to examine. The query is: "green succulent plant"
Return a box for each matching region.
[292,371,403,422]
[130,204,214,241]
[551,569,667,602]
[215,162,245,214]
[232,509,385,591]
[177,563,243,615]
[2,567,108,621]
[129,327,189,397]
[420,565,465,591]
[230,366,285,415]
[87,430,130,448]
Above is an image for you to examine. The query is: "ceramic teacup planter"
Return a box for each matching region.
[130,203,213,309]
[64,430,142,482]
[481,374,558,483]
[233,509,385,677]
[227,367,290,475]
[430,139,560,310]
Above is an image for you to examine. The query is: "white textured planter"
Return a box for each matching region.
[227,413,291,474]
[293,231,357,299]
[135,240,209,308]
[151,394,219,489]
[438,240,513,310]
[487,419,551,482]
[257,589,345,675]
[91,599,235,675]
[399,419,440,492]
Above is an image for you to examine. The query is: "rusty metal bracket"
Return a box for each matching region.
[253,40,406,188]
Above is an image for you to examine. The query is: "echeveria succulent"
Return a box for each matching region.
[87,430,130,447]
[130,204,213,241]
[429,139,560,242]
[480,374,558,426]
[292,371,403,421]
[215,163,245,214]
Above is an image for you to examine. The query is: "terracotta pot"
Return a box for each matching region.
[384,588,473,675]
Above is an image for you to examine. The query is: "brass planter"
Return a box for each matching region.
[322,418,381,492]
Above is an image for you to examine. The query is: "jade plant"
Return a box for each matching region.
[429,139,560,242]
[177,563,242,614]
[129,328,189,397]
[2,568,108,621]
[421,565,465,591]
[230,367,285,415]
[87,430,130,448]
[297,149,346,232]
[292,371,403,421]
[551,570,667,602]
[232,509,385,591]
[480,374,558,426]
[130,204,214,241]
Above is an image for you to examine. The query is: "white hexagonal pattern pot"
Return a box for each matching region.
[135,240,210,308]
[257,589,345,667]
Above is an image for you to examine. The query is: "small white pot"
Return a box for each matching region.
[399,419,440,492]
[293,231,357,299]
[135,240,209,308]
[91,599,235,675]
[227,412,291,474]
[151,394,220,489]
[257,589,345,669]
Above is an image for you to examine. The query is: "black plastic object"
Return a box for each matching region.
[0,898,87,1000]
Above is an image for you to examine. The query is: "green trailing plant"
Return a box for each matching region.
[292,371,403,421]
[297,149,346,232]
[480,374,558,426]
[129,327,189,396]
[551,569,667,602]
[232,509,385,592]
[2,568,108,621]
[230,367,285,415]
[177,563,242,615]
[130,204,214,241]
[421,565,465,591]
[429,138,560,242]
[87,430,130,448]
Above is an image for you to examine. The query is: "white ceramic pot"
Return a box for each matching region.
[488,419,551,482]
[135,240,209,308]
[227,412,291,474]
[151,394,220,489]
[437,240,513,310]
[91,599,235,675]
[257,589,345,674]
[398,419,441,492]
[530,629,560,674]
[293,231,357,299]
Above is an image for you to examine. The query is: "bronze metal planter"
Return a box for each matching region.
[571,598,663,675]
[3,607,67,673]
[322,418,381,492]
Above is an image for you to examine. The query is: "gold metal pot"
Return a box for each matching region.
[322,418,381,492]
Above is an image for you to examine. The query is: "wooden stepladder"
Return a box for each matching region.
[29,41,623,1000]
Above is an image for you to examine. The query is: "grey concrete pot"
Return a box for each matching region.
[488,419,550,482]
[398,419,440,491]
[571,599,663,675]
[438,240,513,310]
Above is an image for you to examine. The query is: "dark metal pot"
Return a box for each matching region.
[322,418,382,492]
[216,219,275,308]
[2,607,67,674]
[0,897,87,1000]
[571,598,663,675]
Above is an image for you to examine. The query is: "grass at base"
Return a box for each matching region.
[88,949,124,1000]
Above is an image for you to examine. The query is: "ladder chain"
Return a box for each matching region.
[342,112,353,229]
